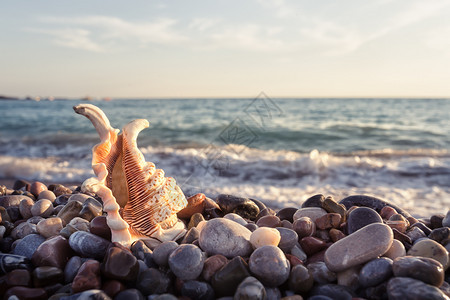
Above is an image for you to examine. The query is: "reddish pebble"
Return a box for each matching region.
[31,235,74,269]
[329,228,346,242]
[286,254,304,267]
[72,260,101,293]
[299,236,328,256]
[30,182,47,198]
[102,279,125,298]
[201,254,228,282]
[256,215,281,228]
[178,193,206,219]
[293,217,316,238]
[90,216,112,241]
[101,246,139,281]
[6,269,31,287]
[4,286,47,300]
[380,206,398,220]
[315,213,341,230]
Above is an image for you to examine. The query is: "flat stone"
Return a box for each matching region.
[36,217,63,238]
[57,200,83,226]
[11,221,37,239]
[68,231,111,260]
[31,235,73,269]
[0,253,32,275]
[324,223,393,272]
[339,195,410,218]
[72,259,101,293]
[136,268,171,296]
[234,276,266,300]
[102,246,139,281]
[387,277,449,300]
[250,227,281,249]
[32,266,64,287]
[0,195,34,208]
[393,256,444,287]
[407,238,449,270]
[177,193,206,219]
[181,280,215,300]
[168,244,205,280]
[199,218,252,258]
[78,197,103,221]
[152,241,179,267]
[293,207,327,223]
[289,264,314,294]
[30,199,53,217]
[249,245,290,287]
[211,256,250,297]
[12,234,46,259]
[346,207,383,234]
[359,257,393,287]
[202,254,228,282]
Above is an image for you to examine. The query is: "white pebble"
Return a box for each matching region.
[250,227,281,249]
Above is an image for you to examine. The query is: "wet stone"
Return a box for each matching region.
[19,198,35,219]
[4,286,47,300]
[202,254,228,282]
[289,264,314,294]
[69,231,111,260]
[152,241,179,268]
[234,276,265,300]
[12,234,46,259]
[136,268,171,296]
[32,235,73,269]
[325,223,393,272]
[89,215,111,241]
[211,256,250,297]
[57,200,83,226]
[30,199,53,218]
[249,245,290,287]
[276,227,298,252]
[293,217,316,238]
[276,207,298,222]
[78,197,102,221]
[36,217,63,238]
[359,257,393,287]
[387,277,449,300]
[393,256,444,287]
[168,244,204,280]
[301,194,325,208]
[308,261,337,284]
[30,181,47,198]
[181,280,215,300]
[32,266,64,287]
[407,238,449,270]
[72,260,101,293]
[346,207,383,234]
[250,227,281,249]
[256,215,281,228]
[380,206,398,220]
[102,246,139,281]
[199,218,252,258]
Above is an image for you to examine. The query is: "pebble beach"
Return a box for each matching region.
[1,179,450,300]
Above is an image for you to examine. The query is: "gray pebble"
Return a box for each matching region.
[168,244,204,280]
[249,245,290,287]
[152,241,178,267]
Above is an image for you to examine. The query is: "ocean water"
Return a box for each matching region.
[0,97,449,217]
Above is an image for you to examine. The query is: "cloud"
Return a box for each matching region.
[30,28,106,52]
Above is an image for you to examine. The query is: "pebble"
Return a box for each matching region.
[78,197,102,221]
[430,214,444,229]
[6,268,32,287]
[89,215,111,240]
[249,245,290,287]
[152,241,179,267]
[32,266,64,287]
[19,198,35,219]
[12,234,46,259]
[337,266,360,290]
[308,261,337,284]
[37,190,56,202]
[199,218,252,258]
[60,217,90,238]
[359,257,393,287]
[36,217,63,238]
[393,256,444,287]
[64,256,85,283]
[68,231,111,260]
[324,223,393,272]
[322,196,347,220]
[380,206,398,220]
[177,193,206,219]
[7,206,21,222]
[299,236,327,256]
[67,193,92,203]
[4,286,47,300]
[429,227,450,244]
[102,246,139,281]
[339,195,410,218]
[276,207,298,222]
[188,212,205,229]
[293,216,316,238]
[0,194,34,208]
[289,264,314,294]
[407,238,449,270]
[315,213,341,230]
[443,210,450,227]
[233,276,266,300]
[256,215,281,228]
[250,227,281,249]
[329,228,346,242]
[102,279,125,298]
[181,280,215,300]
[30,199,54,217]
[11,221,37,239]
[387,277,449,300]
[216,194,260,220]
[30,181,47,198]
[57,200,83,226]
[309,284,355,300]
[202,254,228,282]
[224,213,248,226]
[293,207,327,223]
[168,244,205,280]
[31,235,74,269]
[0,253,32,275]
[71,260,101,293]
[406,226,427,242]
[211,256,250,297]
[136,268,171,296]
[276,227,298,252]
[346,207,383,234]
[301,194,325,208]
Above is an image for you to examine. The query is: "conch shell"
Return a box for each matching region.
[74,104,187,247]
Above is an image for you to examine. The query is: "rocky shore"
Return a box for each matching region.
[0,180,450,300]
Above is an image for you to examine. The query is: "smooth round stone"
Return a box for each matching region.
[72,260,101,293]
[276,207,298,222]
[322,196,347,218]
[37,190,56,203]
[30,182,47,198]
[188,213,205,230]
[131,240,153,262]
[291,244,308,261]
[67,193,92,203]
[410,221,432,236]
[57,200,83,226]
[289,264,314,294]
[337,266,360,290]
[211,256,250,297]
[346,207,383,234]
[307,261,337,284]
[339,195,411,218]
[19,198,35,219]
[30,199,53,217]
[6,269,32,287]
[32,266,64,287]
[11,221,37,239]
[309,284,355,300]
[136,268,171,296]
[64,256,84,283]
[276,227,298,252]
[36,217,63,238]
[199,218,252,258]
[329,228,346,242]
[429,214,444,229]
[383,239,406,260]
[293,207,327,223]
[31,235,73,269]
[406,226,427,243]
[325,223,393,272]
[380,206,398,220]
[168,244,204,280]
[393,256,444,287]
[301,194,325,208]
[181,227,200,244]
[50,184,72,197]
[69,231,111,260]
[4,286,47,300]
[216,194,260,220]
[359,257,393,287]
[152,241,179,267]
[178,193,206,219]
[234,276,266,300]
[293,217,316,238]
[89,216,111,241]
[224,213,248,226]
[429,227,450,244]
[300,236,327,256]
[12,234,46,259]
[181,280,215,300]
[60,217,90,238]
[0,195,33,208]
[78,197,103,221]
[387,277,449,300]
[407,238,449,270]
[249,245,290,287]
[256,215,281,228]
[102,246,139,281]
[442,210,450,227]
[202,254,228,282]
[250,227,281,249]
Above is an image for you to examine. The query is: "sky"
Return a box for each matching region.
[1,0,450,98]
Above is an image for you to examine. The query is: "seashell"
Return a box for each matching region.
[73,104,187,247]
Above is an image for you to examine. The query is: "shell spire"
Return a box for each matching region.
[74,104,187,247]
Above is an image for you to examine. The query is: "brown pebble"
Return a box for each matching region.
[281,219,293,229]
[329,228,346,242]
[202,254,228,282]
[177,193,205,219]
[31,235,74,269]
[72,260,102,293]
[256,215,281,228]
[30,182,47,198]
[102,279,125,298]
[6,269,32,287]
[315,213,341,230]
[37,190,56,202]
[380,206,397,220]
[293,217,316,238]
[286,254,304,267]
[299,236,328,256]
[89,216,112,240]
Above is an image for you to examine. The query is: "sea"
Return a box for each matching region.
[0,96,449,217]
